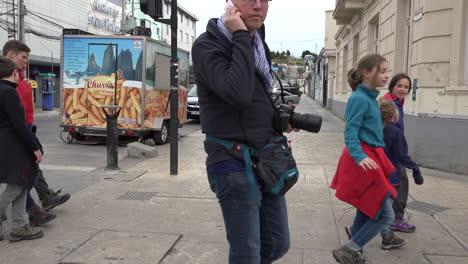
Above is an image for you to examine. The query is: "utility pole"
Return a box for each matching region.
[168,0,179,175]
[140,0,179,175]
[18,0,25,41]
[6,0,16,39]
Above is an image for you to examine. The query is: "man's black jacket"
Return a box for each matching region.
[192,19,276,165]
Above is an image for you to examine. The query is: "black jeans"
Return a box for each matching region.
[25,169,50,210]
[393,164,409,219]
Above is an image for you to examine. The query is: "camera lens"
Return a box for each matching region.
[291,113,322,133]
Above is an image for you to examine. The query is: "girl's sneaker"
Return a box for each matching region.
[381,231,406,250]
[390,218,416,233]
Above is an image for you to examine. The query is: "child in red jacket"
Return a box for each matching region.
[331,55,404,264]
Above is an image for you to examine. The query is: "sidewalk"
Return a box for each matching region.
[34,107,60,118]
[1,96,467,264]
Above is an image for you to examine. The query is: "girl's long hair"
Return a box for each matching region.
[378,97,399,126]
[348,54,387,91]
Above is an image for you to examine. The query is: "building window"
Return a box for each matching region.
[167,4,170,15]
[167,25,169,35]
[140,19,146,27]
[191,36,195,43]
[353,34,359,66]
[342,45,349,92]
[336,51,340,93]
[180,13,183,23]
[185,33,189,43]
[368,14,380,53]
[464,1,468,84]
[179,30,183,41]
[404,0,412,73]
[187,18,189,27]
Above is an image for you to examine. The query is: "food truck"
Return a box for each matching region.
[60,35,188,144]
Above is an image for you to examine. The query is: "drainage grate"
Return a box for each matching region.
[117,191,157,201]
[407,200,449,215]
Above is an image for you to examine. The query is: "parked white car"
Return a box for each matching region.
[271,91,300,105]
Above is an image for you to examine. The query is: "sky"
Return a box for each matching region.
[177,0,336,57]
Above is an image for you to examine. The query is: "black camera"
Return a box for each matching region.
[274,104,322,133]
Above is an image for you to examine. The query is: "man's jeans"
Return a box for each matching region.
[207,160,290,264]
[350,195,395,248]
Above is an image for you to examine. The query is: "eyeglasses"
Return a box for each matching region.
[238,0,271,6]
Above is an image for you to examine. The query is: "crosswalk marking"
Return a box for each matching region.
[40,165,97,172]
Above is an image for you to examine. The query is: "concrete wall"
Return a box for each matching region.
[325,10,340,51]
[330,99,347,120]
[405,114,468,174]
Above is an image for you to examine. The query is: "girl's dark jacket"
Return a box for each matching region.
[0,80,39,188]
[383,123,423,185]
[192,19,276,165]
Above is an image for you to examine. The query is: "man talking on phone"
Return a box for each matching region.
[192,1,291,263]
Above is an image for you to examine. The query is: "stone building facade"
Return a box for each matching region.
[331,0,468,174]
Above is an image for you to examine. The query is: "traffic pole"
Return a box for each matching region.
[169,0,179,175]
[102,106,122,170]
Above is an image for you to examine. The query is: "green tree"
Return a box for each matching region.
[302,50,313,59]
[298,67,305,75]
[286,50,291,58]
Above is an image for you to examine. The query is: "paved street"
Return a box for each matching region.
[0,97,467,264]
[31,114,201,195]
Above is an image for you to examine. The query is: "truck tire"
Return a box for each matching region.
[70,132,86,141]
[153,122,169,145]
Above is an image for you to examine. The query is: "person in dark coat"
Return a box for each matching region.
[3,40,69,227]
[0,57,43,242]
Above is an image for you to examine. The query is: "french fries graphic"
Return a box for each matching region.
[63,85,143,129]
[62,72,187,130]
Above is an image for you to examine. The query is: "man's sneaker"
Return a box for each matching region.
[28,205,56,226]
[9,225,43,242]
[390,218,416,233]
[381,231,406,250]
[41,189,71,211]
[333,246,366,264]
